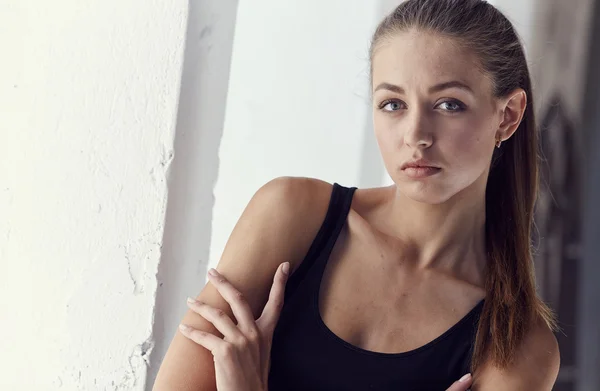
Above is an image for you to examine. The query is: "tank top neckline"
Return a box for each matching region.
[310,183,485,359]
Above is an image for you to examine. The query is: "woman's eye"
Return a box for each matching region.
[436,100,465,112]
[380,100,405,112]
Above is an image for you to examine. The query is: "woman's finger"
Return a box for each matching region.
[206,268,256,332]
[186,298,244,341]
[258,262,289,329]
[179,324,225,354]
[445,373,472,391]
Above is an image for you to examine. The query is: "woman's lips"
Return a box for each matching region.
[402,166,442,178]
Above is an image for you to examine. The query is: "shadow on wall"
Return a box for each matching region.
[145,1,239,389]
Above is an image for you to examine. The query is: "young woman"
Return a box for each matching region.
[154,1,560,390]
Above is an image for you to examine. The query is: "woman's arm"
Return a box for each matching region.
[471,318,560,390]
[152,177,332,391]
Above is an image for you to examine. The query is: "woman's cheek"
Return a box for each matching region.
[443,126,491,173]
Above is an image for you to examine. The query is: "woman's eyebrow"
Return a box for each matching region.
[428,80,473,94]
[373,82,404,94]
[373,80,473,94]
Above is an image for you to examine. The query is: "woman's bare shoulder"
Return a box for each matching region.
[209,176,337,304]
[247,177,333,251]
[245,176,335,270]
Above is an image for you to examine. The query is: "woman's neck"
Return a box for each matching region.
[385,179,488,284]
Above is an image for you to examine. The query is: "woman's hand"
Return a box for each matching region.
[178,262,290,391]
[446,373,473,391]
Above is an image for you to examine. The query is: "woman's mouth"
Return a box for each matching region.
[400,159,442,179]
[402,166,442,178]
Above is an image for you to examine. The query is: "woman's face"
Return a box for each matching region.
[372,30,504,204]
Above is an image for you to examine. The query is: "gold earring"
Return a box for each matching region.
[495,138,502,148]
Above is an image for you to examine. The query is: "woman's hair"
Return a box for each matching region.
[370,0,557,373]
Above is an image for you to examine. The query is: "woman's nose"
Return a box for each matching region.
[403,111,433,149]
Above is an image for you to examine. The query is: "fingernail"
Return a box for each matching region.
[179,324,191,333]
[208,268,218,276]
[459,373,471,382]
[282,262,290,275]
[187,297,198,304]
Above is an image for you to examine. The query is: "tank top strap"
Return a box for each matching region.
[284,183,357,300]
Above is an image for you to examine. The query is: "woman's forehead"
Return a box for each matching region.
[371,31,490,93]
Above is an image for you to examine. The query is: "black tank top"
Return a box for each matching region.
[268,183,484,390]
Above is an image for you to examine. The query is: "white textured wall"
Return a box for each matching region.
[146,0,239,387]
[208,0,384,269]
[0,1,187,389]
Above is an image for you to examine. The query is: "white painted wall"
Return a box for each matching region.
[208,0,385,269]
[0,1,187,389]
[146,1,240,387]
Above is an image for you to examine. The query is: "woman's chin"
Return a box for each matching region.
[395,181,456,205]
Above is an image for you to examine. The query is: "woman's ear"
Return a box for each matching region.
[496,88,527,143]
